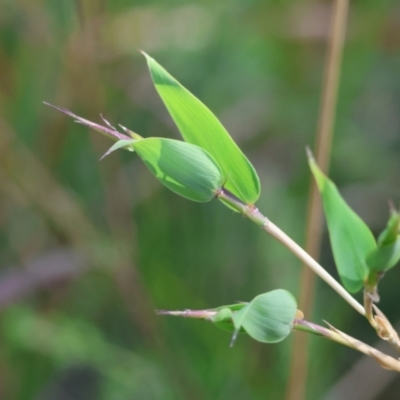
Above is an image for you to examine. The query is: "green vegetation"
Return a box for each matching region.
[1,1,400,399]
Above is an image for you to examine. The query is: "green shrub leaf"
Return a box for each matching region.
[308,153,377,293]
[209,303,247,333]
[367,212,400,273]
[131,137,223,202]
[143,53,260,205]
[366,240,400,273]
[377,211,400,246]
[231,290,297,344]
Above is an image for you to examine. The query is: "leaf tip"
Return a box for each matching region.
[305,146,315,163]
[230,330,239,348]
[43,101,63,112]
[119,124,143,140]
[99,151,110,161]
[100,139,135,161]
[388,200,398,215]
[140,50,152,62]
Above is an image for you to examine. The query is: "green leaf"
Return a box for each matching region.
[210,308,237,333]
[132,137,223,202]
[367,212,400,273]
[231,290,297,344]
[143,53,260,205]
[101,139,135,160]
[209,304,247,333]
[367,239,400,272]
[308,153,377,293]
[377,211,400,246]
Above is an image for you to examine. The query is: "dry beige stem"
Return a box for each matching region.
[373,305,400,352]
[325,322,400,373]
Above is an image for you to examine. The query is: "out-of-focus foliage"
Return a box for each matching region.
[1,1,400,399]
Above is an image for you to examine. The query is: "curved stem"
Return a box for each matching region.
[216,188,365,316]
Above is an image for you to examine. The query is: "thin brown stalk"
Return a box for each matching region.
[286,0,349,399]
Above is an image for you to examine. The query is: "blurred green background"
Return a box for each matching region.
[1,0,400,399]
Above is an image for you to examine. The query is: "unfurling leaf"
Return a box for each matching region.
[231,289,297,344]
[143,53,260,205]
[367,211,400,273]
[132,137,223,202]
[45,104,223,202]
[367,239,400,273]
[101,139,135,160]
[209,303,247,333]
[308,152,377,293]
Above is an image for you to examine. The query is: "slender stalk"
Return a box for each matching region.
[218,190,400,355]
[364,290,378,329]
[156,309,217,319]
[372,305,400,352]
[287,0,349,398]
[43,102,132,142]
[157,305,400,373]
[262,220,365,315]
[216,189,365,316]
[293,319,400,373]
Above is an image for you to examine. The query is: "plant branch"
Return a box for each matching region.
[262,221,365,315]
[43,102,132,142]
[372,305,400,352]
[364,290,378,329]
[216,188,365,316]
[218,189,400,354]
[294,319,400,373]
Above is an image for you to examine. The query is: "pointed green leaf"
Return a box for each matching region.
[377,211,400,246]
[231,290,297,344]
[308,154,377,293]
[132,137,223,202]
[143,53,260,205]
[209,303,247,333]
[367,212,400,273]
[367,239,400,272]
[210,308,238,333]
[100,139,135,160]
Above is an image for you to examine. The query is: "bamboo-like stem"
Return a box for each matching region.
[156,309,217,319]
[262,221,365,316]
[364,290,378,329]
[372,305,400,352]
[157,305,400,373]
[216,189,365,316]
[294,319,400,373]
[43,102,132,142]
[218,189,400,355]
[363,294,400,352]
[287,0,349,398]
